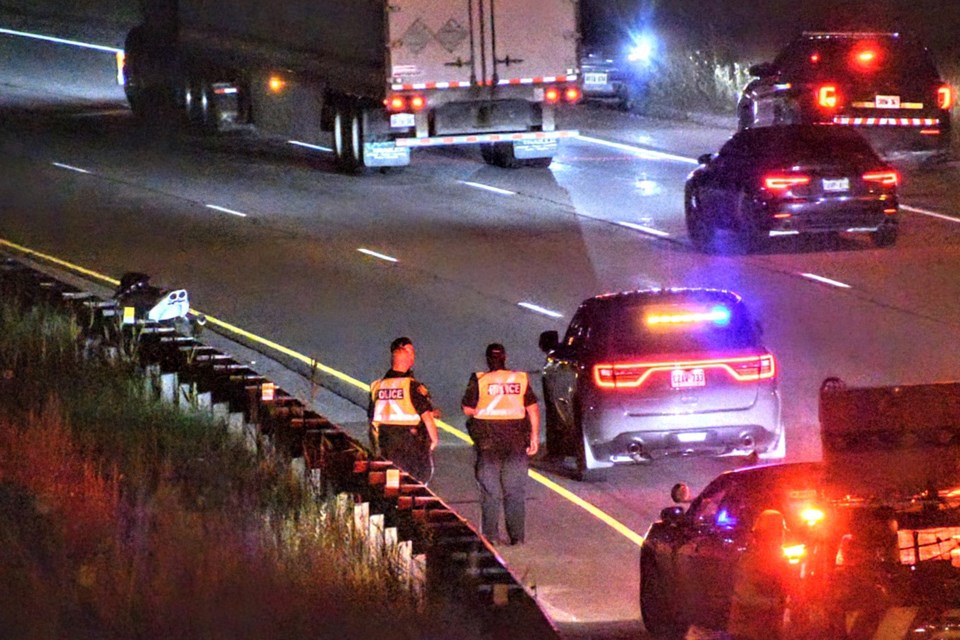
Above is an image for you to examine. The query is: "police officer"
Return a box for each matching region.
[727,509,790,640]
[461,343,540,546]
[369,337,439,484]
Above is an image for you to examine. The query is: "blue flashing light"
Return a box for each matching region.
[716,508,738,527]
[710,305,732,326]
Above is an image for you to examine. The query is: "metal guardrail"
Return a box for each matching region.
[0,256,561,640]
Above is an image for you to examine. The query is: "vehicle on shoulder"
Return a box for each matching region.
[737,31,953,159]
[639,378,960,639]
[580,43,650,111]
[538,287,783,482]
[685,124,900,254]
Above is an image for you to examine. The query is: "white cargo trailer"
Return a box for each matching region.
[123,0,582,171]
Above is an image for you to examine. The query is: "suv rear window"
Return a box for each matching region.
[774,35,941,82]
[593,297,760,356]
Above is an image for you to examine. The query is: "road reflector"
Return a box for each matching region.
[261,381,275,401]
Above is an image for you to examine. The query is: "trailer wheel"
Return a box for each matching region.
[334,105,365,173]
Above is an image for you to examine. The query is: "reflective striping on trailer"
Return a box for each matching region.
[396,129,578,147]
[833,116,940,126]
[390,74,576,91]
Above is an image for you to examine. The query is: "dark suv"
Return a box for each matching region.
[737,32,953,156]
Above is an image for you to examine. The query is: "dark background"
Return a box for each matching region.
[580,0,960,61]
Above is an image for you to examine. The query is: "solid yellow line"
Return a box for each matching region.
[0,237,643,546]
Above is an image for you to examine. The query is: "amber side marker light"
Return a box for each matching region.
[268,76,286,93]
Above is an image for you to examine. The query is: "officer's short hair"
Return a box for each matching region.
[485,343,506,368]
[390,336,413,352]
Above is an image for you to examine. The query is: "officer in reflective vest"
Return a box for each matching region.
[369,337,439,484]
[461,343,540,545]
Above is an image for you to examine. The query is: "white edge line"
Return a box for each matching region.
[52,162,91,174]
[289,140,333,153]
[576,135,699,165]
[459,180,516,196]
[901,204,958,223]
[800,272,852,289]
[617,221,671,238]
[205,204,248,218]
[0,27,122,53]
[518,302,563,319]
[358,248,398,263]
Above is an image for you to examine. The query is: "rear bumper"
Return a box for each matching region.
[761,197,899,234]
[581,388,782,465]
[832,113,951,154]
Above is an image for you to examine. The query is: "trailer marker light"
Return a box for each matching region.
[268,76,286,93]
[409,95,426,111]
[564,86,582,103]
[544,87,560,104]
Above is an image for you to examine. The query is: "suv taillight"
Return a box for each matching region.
[862,170,899,187]
[817,84,839,109]
[593,354,776,389]
[763,174,811,191]
[938,85,953,110]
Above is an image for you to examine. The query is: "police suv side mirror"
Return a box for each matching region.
[539,330,559,354]
[748,61,776,77]
[697,153,713,165]
[671,482,692,504]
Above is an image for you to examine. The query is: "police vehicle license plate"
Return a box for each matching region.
[671,368,705,389]
[876,94,901,109]
[584,72,607,85]
[822,178,849,192]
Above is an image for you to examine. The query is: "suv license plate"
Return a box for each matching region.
[671,368,705,389]
[876,94,901,109]
[584,72,607,85]
[822,178,850,192]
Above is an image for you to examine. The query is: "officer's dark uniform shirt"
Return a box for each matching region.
[461,368,537,453]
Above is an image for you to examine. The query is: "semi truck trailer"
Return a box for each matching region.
[123,0,582,171]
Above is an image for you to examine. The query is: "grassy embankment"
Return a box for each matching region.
[0,296,469,639]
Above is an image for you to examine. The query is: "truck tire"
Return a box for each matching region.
[334,105,365,173]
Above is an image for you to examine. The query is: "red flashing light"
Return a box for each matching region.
[564,86,582,103]
[764,174,811,191]
[817,84,839,109]
[593,354,776,389]
[809,52,820,64]
[862,170,898,187]
[544,87,561,104]
[938,85,953,110]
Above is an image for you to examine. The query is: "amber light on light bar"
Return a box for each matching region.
[593,354,776,389]
[645,307,731,326]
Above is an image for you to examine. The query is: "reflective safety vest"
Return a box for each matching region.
[371,377,421,426]
[474,370,528,420]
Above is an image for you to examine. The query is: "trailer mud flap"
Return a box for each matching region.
[513,138,559,159]
[364,141,410,167]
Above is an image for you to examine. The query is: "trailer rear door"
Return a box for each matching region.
[388,0,578,88]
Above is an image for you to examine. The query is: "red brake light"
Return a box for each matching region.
[763,174,811,191]
[386,95,407,112]
[862,170,898,187]
[593,354,776,389]
[409,95,426,111]
[564,86,582,103]
[938,85,953,110]
[544,87,560,104]
[817,84,838,109]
